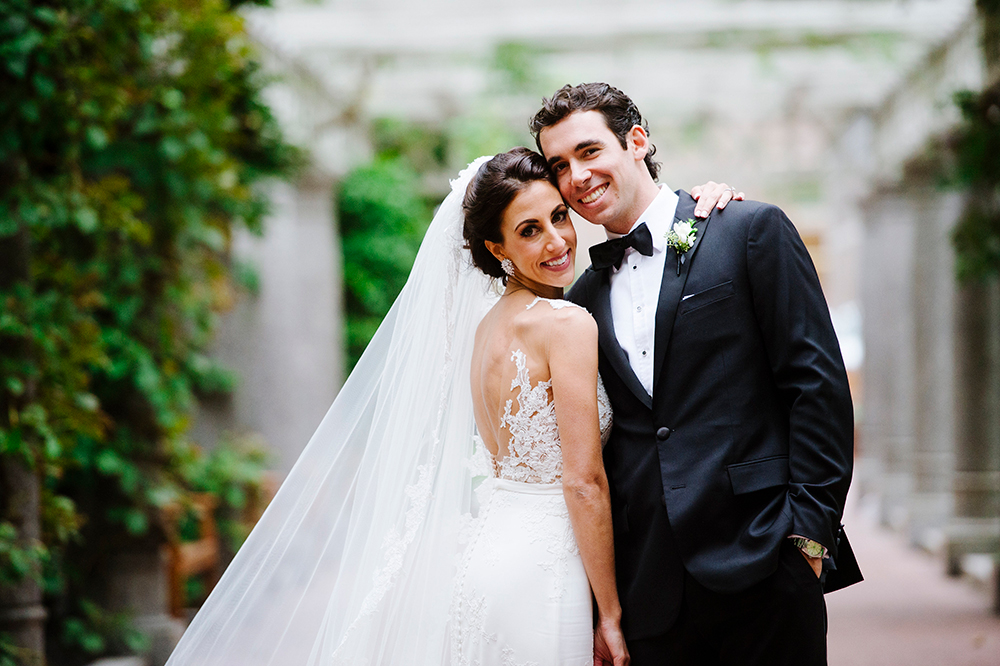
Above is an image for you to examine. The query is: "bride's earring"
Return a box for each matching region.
[501,258,515,277]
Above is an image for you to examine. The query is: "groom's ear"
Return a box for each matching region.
[627,125,650,161]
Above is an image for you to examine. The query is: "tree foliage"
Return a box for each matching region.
[0,0,295,661]
[949,87,1000,281]
[337,121,449,370]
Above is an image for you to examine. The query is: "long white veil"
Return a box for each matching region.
[166,156,497,665]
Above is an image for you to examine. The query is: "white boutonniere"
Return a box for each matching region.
[665,219,698,275]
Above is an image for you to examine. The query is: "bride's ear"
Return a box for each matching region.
[484,240,505,264]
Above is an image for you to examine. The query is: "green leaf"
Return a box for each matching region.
[74,207,99,232]
[32,74,56,99]
[160,136,185,161]
[85,127,108,150]
[5,377,25,396]
[161,88,184,109]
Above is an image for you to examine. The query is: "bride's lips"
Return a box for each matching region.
[541,250,572,271]
[578,183,609,206]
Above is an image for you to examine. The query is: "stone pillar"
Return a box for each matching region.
[0,459,46,666]
[908,189,962,551]
[101,546,185,666]
[859,188,918,530]
[193,173,343,474]
[0,228,45,664]
[947,275,1000,582]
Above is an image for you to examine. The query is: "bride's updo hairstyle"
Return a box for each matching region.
[462,147,552,282]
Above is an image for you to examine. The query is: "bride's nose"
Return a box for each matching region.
[545,230,566,253]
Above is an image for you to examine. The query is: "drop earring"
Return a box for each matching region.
[501,258,515,277]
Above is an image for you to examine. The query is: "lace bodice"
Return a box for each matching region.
[492,298,613,484]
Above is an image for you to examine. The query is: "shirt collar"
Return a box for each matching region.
[606,184,679,255]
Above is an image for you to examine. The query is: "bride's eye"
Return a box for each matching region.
[519,224,539,238]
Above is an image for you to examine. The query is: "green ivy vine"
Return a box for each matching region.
[0,0,295,661]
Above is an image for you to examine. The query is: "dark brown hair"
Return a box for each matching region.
[529,82,660,181]
[462,147,552,281]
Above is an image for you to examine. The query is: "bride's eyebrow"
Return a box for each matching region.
[515,218,540,231]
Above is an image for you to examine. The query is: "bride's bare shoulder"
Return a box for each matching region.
[519,298,596,347]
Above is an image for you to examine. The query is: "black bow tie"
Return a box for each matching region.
[589,222,654,271]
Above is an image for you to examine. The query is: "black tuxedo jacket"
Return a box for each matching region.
[567,192,854,640]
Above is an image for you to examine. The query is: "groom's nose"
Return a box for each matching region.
[570,161,590,187]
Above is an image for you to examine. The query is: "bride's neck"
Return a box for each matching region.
[503,277,563,301]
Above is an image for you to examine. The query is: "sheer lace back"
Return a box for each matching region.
[491,297,613,484]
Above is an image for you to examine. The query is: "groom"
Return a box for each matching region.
[532,83,857,665]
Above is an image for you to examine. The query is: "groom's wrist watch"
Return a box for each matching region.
[790,536,827,559]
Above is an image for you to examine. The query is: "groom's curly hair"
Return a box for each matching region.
[462,147,552,283]
[529,82,660,181]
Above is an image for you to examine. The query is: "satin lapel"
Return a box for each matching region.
[589,270,653,409]
[652,191,712,396]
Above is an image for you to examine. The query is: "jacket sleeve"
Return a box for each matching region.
[745,204,854,556]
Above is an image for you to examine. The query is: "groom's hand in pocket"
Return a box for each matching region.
[801,550,823,578]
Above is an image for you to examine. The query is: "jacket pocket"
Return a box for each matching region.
[679,280,734,315]
[727,455,789,495]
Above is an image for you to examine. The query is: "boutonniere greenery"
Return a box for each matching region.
[665,219,698,275]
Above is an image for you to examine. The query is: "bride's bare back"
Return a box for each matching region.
[470,290,610,483]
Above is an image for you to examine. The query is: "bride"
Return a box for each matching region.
[164,152,736,666]
[452,147,621,665]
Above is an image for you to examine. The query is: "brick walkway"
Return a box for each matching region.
[827,499,1000,666]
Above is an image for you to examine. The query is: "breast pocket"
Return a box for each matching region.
[679,280,735,316]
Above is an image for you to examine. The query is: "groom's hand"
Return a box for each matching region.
[801,550,823,578]
[690,181,745,218]
[594,616,629,666]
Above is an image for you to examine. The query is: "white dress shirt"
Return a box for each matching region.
[608,185,679,397]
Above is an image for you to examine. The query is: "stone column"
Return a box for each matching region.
[0,228,46,664]
[0,459,46,666]
[101,546,185,666]
[193,172,343,474]
[908,188,962,551]
[948,274,1000,582]
[859,188,917,530]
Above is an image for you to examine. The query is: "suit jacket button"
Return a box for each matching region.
[656,427,672,441]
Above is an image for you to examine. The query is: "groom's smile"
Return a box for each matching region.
[579,183,609,205]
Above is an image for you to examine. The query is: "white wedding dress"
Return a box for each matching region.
[448,297,613,666]
[164,159,612,666]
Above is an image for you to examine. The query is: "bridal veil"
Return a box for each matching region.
[165,157,496,665]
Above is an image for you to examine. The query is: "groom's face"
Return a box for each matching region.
[538,110,650,235]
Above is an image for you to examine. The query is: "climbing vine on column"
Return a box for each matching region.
[0,0,296,661]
